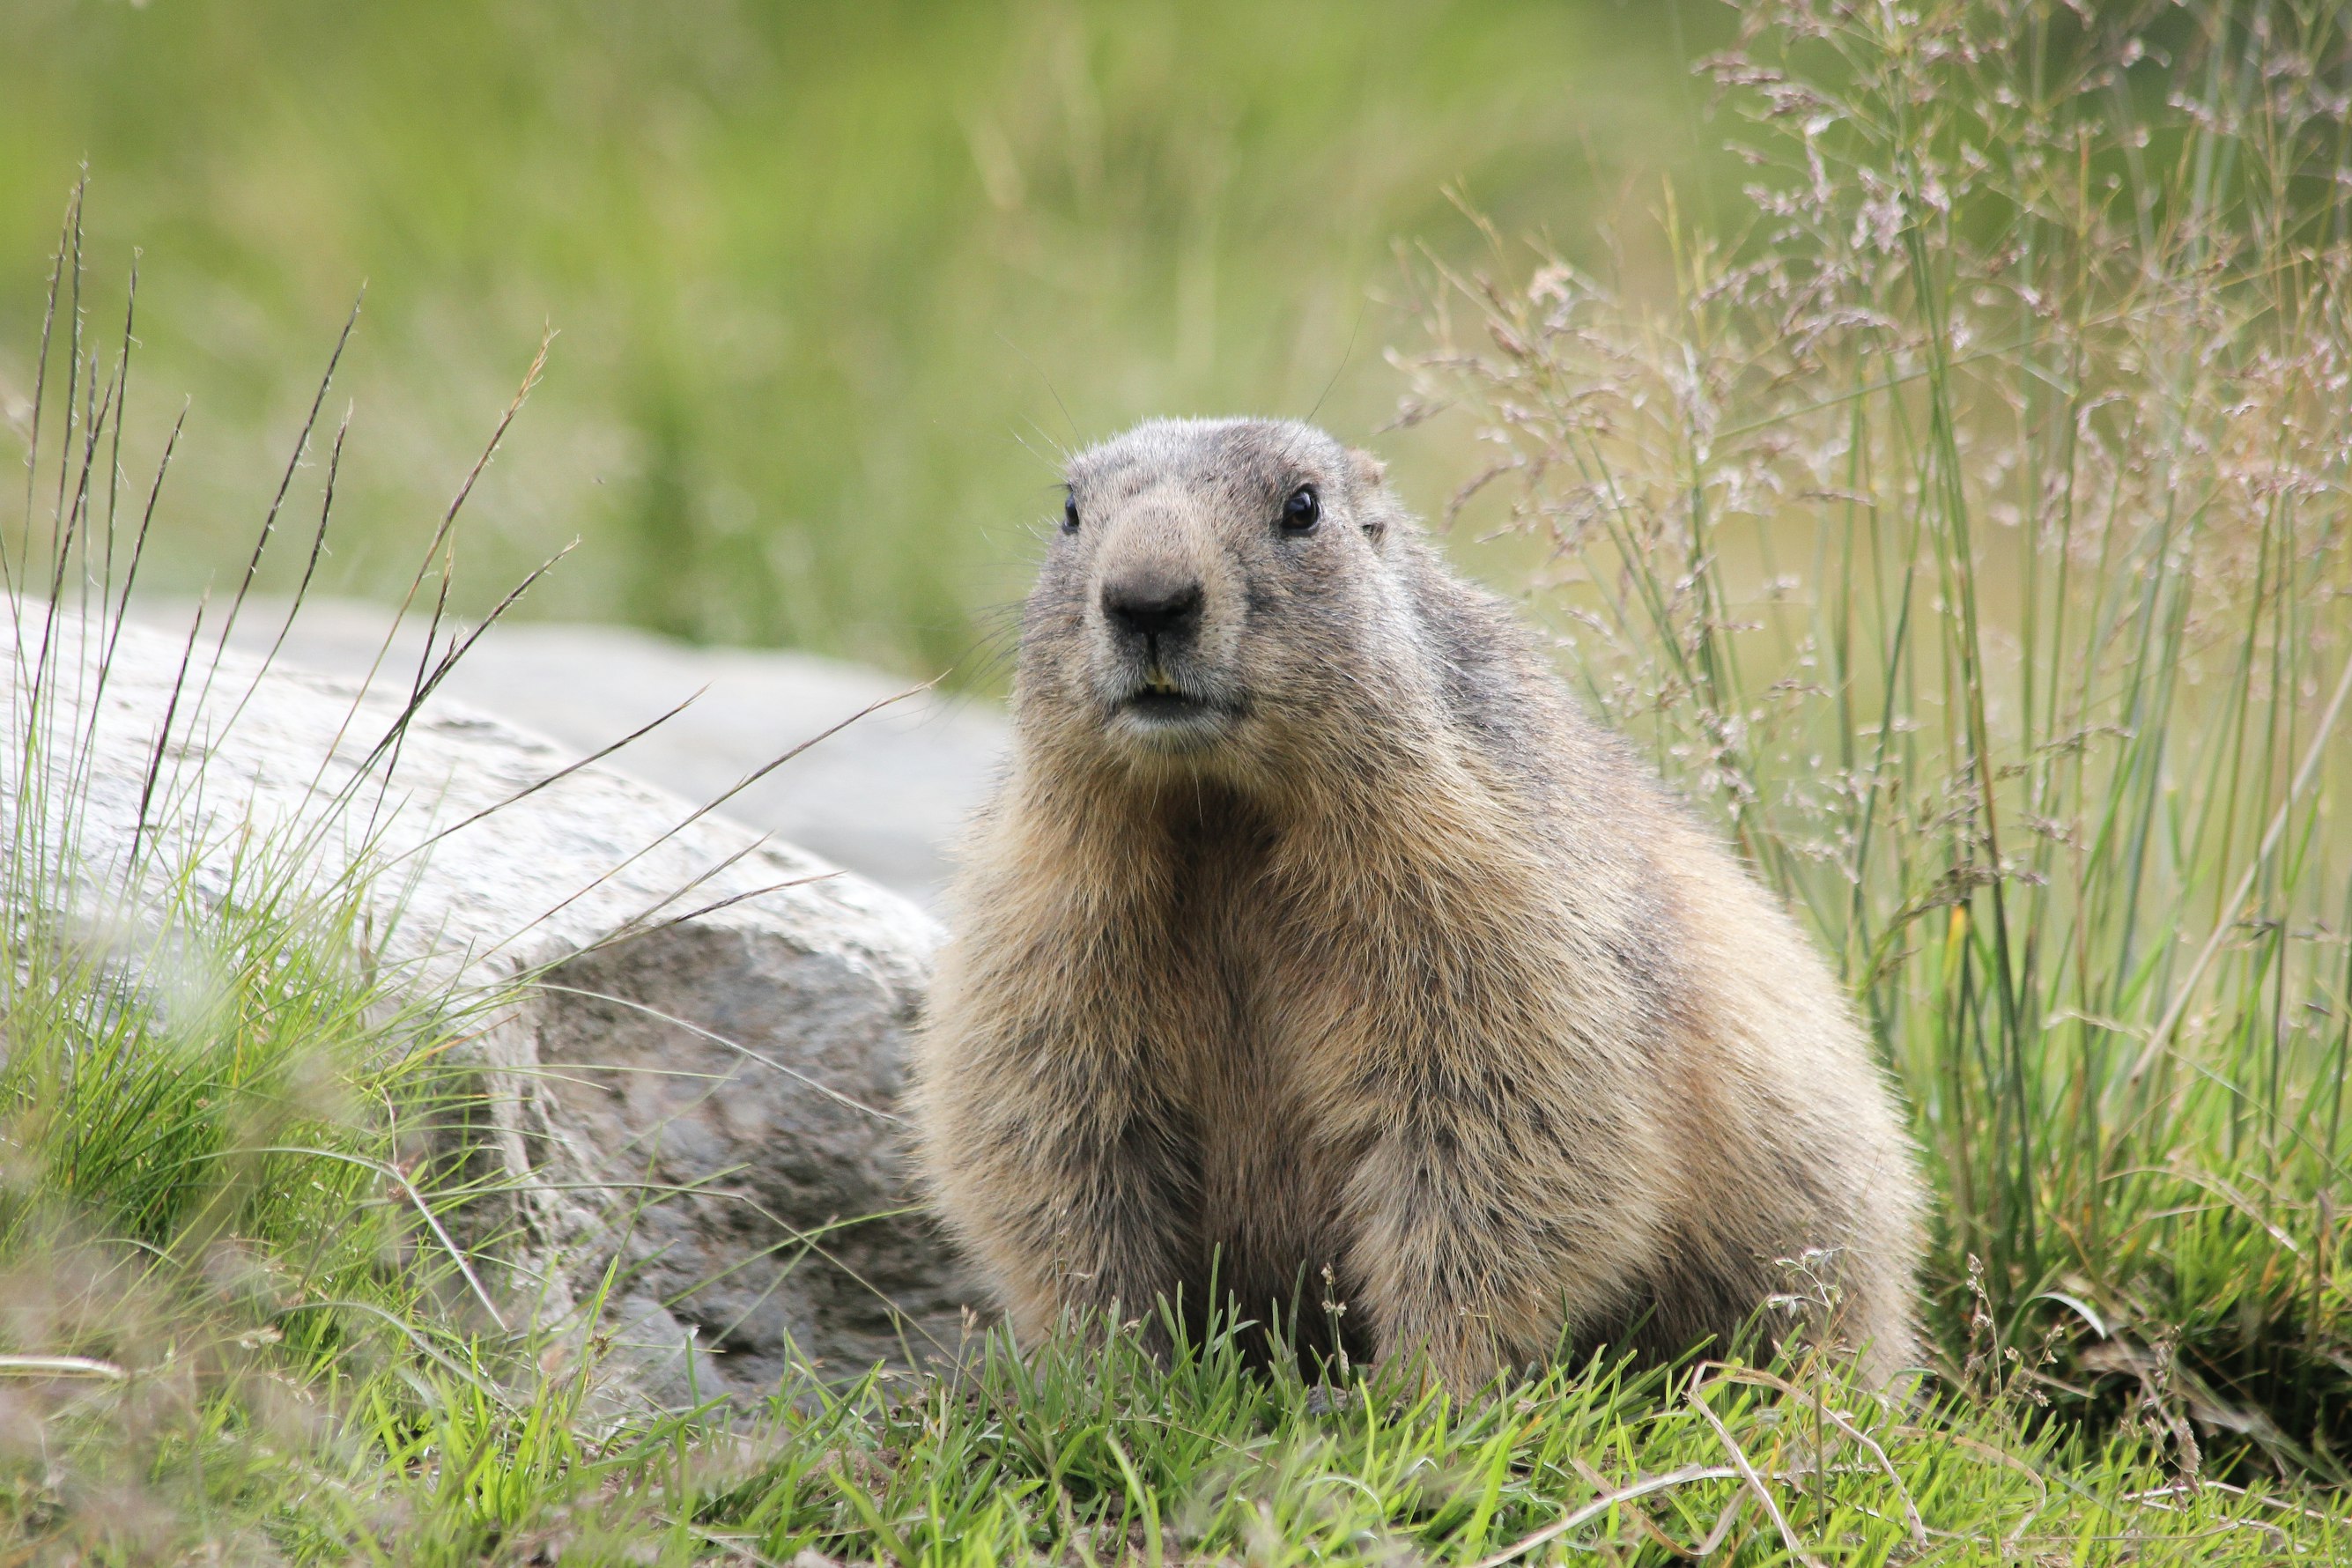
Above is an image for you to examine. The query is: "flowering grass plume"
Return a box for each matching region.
[1407,0,2352,1478]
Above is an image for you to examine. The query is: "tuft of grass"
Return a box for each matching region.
[344,1313,2341,1564]
[693,1320,2346,1564]
[1407,0,2352,1480]
[0,178,556,1564]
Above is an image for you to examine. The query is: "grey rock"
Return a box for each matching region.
[129,596,1009,906]
[3,602,977,1409]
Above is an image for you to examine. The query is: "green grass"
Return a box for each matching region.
[6,1,2352,1561]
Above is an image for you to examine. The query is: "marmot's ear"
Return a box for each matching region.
[1348,448,1397,545]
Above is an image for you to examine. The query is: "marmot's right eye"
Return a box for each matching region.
[1061,496,1081,533]
[1281,484,1320,534]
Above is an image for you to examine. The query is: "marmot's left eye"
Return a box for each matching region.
[1281,484,1320,534]
[1061,495,1081,533]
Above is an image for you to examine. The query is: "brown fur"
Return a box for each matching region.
[911,418,1925,1393]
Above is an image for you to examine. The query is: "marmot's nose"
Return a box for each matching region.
[1101,573,1205,642]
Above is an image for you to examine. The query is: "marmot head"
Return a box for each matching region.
[1016,418,1419,779]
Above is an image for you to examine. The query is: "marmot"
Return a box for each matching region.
[913,418,1924,1393]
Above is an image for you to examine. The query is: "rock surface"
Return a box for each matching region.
[3,603,975,1407]
[132,596,1010,907]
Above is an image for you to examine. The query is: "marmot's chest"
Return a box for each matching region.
[1172,934,1367,1317]
[1135,822,1388,1311]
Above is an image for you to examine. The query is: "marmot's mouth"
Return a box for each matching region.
[1108,683,1242,750]
[1123,690,1207,720]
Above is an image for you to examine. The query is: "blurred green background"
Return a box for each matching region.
[0,0,1727,681]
